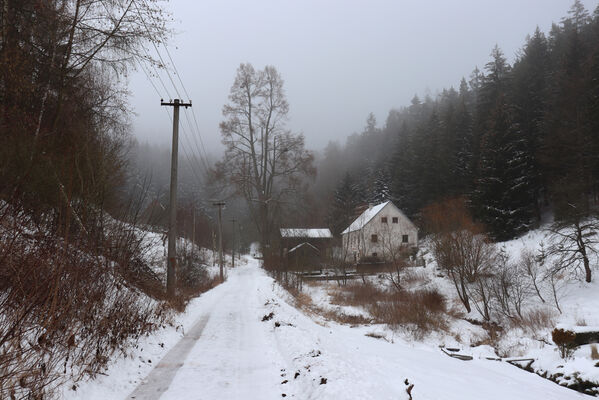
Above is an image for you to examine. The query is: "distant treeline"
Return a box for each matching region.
[323,1,599,241]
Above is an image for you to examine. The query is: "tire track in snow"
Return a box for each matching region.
[127,314,211,399]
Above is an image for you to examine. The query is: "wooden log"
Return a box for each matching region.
[440,347,473,361]
[573,331,599,346]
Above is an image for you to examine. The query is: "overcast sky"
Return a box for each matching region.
[128,0,598,154]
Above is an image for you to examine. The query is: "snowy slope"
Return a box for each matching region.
[302,223,599,397]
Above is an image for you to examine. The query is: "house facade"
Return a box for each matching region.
[341,201,417,262]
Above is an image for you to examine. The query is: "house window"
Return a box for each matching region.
[402,234,409,243]
[392,217,398,223]
[371,234,378,243]
[372,252,378,258]
[381,217,388,223]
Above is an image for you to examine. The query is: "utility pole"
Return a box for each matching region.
[213,201,226,281]
[191,207,196,257]
[229,219,237,268]
[161,98,192,298]
[212,231,216,266]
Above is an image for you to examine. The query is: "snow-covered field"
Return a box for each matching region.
[63,255,588,399]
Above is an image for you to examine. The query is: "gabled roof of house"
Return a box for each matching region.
[280,228,333,239]
[342,201,390,234]
[288,242,320,254]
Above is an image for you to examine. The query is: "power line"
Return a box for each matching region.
[162,44,212,166]
[133,0,212,178]
[138,0,211,170]
[139,46,173,99]
[137,51,207,178]
[164,108,206,184]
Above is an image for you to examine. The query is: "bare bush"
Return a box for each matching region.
[544,264,566,314]
[520,248,545,303]
[0,203,172,398]
[487,250,532,320]
[423,198,496,314]
[263,252,303,291]
[469,271,493,321]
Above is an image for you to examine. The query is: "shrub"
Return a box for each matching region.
[0,204,173,398]
[552,328,577,359]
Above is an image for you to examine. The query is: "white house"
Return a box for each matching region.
[341,201,418,262]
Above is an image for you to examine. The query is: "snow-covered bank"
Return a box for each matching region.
[60,267,224,400]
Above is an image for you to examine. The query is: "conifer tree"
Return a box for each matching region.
[327,173,362,235]
[511,28,550,220]
[473,47,535,240]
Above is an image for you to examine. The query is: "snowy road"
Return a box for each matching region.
[126,258,585,400]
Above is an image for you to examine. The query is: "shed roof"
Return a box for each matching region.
[280,228,333,239]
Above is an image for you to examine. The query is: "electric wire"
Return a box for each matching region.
[138,0,211,171]
[133,0,211,180]
[139,60,205,186]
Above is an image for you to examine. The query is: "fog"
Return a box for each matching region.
[129,0,598,153]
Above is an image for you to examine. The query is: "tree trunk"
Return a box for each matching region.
[583,255,591,283]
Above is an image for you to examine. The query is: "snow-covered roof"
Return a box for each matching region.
[288,242,320,254]
[341,201,390,234]
[280,228,333,239]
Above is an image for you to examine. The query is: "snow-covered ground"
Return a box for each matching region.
[301,225,599,397]
[64,256,586,399]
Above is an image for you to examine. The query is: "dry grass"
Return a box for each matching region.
[401,270,429,287]
[511,308,556,334]
[369,289,448,338]
[327,282,384,307]
[591,344,599,360]
[325,281,448,337]
[288,284,371,325]
[319,310,372,325]
[171,274,221,312]
[293,291,314,309]
[289,278,448,337]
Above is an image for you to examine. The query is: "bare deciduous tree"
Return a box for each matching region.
[520,247,545,303]
[217,63,315,252]
[379,222,410,291]
[545,216,598,283]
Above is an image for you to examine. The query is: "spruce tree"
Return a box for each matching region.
[473,47,535,240]
[390,123,420,216]
[327,173,362,235]
[511,28,550,221]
